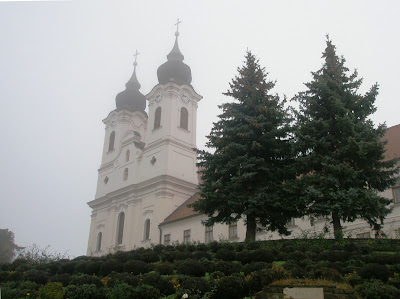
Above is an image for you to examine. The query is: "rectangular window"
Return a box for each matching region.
[229,222,237,239]
[164,234,171,246]
[287,218,296,227]
[356,232,371,239]
[256,220,266,232]
[393,179,400,203]
[183,229,191,243]
[205,225,213,243]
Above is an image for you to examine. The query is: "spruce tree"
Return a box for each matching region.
[294,37,399,239]
[192,52,298,242]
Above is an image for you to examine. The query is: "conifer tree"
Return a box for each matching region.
[294,37,399,239]
[192,52,298,242]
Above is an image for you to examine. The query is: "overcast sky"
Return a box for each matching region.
[0,0,399,257]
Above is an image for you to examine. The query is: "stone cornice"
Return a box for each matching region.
[144,136,197,153]
[88,175,198,210]
[103,109,148,125]
[98,161,114,172]
[146,82,202,104]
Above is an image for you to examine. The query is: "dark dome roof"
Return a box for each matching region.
[116,64,146,112]
[157,35,192,85]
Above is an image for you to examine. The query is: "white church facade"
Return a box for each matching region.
[87,30,400,256]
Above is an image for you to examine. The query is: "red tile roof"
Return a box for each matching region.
[384,124,400,160]
[160,193,201,225]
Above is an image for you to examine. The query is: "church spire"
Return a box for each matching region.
[157,19,192,85]
[126,50,141,89]
[116,50,146,112]
[167,18,184,61]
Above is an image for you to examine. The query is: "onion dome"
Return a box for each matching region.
[116,53,146,112]
[157,31,192,85]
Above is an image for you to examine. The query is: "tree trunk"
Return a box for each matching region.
[245,215,257,242]
[332,213,343,240]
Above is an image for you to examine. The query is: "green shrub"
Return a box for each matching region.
[342,259,365,275]
[49,273,71,286]
[0,284,32,299]
[319,250,348,262]
[107,272,139,287]
[195,243,208,251]
[207,241,221,253]
[287,250,308,262]
[131,284,161,299]
[99,259,123,276]
[176,259,206,277]
[359,263,391,282]
[140,250,160,263]
[123,260,152,275]
[23,270,50,285]
[154,262,174,275]
[245,264,290,295]
[282,262,306,278]
[107,281,135,299]
[236,250,253,264]
[70,273,103,288]
[38,282,65,299]
[344,271,362,287]
[244,241,262,250]
[6,270,24,282]
[264,264,291,284]
[245,270,267,295]
[180,276,211,294]
[209,261,241,276]
[250,249,274,263]
[318,267,343,282]
[388,273,400,289]
[59,260,77,274]
[241,262,268,275]
[212,275,246,299]
[141,272,175,296]
[112,251,131,262]
[215,248,236,261]
[210,271,224,279]
[65,283,104,299]
[192,250,212,260]
[355,280,400,299]
[85,261,102,275]
[366,253,400,265]
[161,250,191,262]
[307,244,325,260]
[19,280,39,291]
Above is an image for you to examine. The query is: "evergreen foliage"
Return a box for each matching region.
[0,229,23,264]
[192,51,298,241]
[293,37,399,239]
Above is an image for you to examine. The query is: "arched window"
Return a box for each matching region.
[126,150,130,162]
[154,107,161,129]
[108,131,115,151]
[96,232,102,251]
[144,219,150,240]
[123,168,128,181]
[116,212,125,245]
[180,107,188,130]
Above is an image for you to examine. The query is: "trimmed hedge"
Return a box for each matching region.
[1,239,400,298]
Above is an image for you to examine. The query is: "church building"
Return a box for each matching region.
[87,28,400,256]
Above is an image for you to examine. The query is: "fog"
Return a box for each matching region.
[0,0,399,257]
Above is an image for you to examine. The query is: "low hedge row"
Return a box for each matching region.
[1,239,400,298]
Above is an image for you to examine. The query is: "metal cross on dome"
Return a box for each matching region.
[175,18,182,34]
[133,49,140,67]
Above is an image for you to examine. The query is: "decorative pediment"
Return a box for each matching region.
[143,209,153,216]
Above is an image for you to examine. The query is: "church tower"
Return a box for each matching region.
[87,24,202,256]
